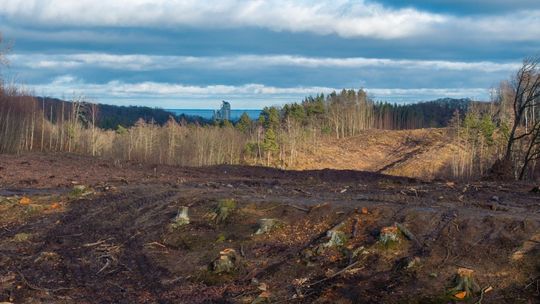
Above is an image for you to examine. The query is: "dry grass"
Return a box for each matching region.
[291,129,453,179]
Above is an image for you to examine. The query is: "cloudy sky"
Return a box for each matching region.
[1,0,539,109]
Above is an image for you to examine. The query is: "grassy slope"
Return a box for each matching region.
[293,128,461,180]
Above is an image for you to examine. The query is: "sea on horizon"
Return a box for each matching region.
[167,109,262,120]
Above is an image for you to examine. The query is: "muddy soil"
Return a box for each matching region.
[0,153,539,303]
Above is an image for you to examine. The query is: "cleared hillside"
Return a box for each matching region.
[293,128,462,180]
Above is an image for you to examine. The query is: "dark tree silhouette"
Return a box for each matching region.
[496,56,540,180]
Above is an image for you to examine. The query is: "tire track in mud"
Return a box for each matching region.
[29,188,184,302]
[376,142,447,175]
[1,153,540,303]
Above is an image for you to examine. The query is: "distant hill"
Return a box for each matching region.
[366,97,476,129]
[35,97,211,130]
[381,97,473,128]
[427,97,472,105]
[33,96,479,131]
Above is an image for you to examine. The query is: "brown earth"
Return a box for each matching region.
[293,128,462,180]
[0,153,539,303]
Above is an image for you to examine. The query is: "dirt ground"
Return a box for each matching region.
[0,153,539,303]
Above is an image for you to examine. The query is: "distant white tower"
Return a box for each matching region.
[214,101,231,121]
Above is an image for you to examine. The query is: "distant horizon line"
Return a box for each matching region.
[167,108,263,110]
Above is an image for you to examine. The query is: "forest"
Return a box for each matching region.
[37,97,210,129]
[1,29,539,181]
[0,81,514,179]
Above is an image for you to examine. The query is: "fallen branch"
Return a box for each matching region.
[293,188,311,195]
[438,241,451,269]
[97,258,112,274]
[272,292,317,304]
[524,276,540,290]
[475,286,493,304]
[107,281,126,292]
[307,260,363,287]
[162,275,191,285]
[17,271,72,292]
[56,233,84,238]
[259,203,310,213]
[83,238,114,247]
[240,244,246,258]
[232,289,260,300]
[352,217,360,238]
[285,204,310,212]
[144,241,168,249]
[395,222,421,247]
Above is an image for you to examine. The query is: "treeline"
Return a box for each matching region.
[0,86,41,153]
[446,57,540,181]
[302,90,470,137]
[0,84,478,169]
[224,90,474,168]
[2,30,524,179]
[39,90,472,137]
[447,102,505,179]
[373,98,470,130]
[2,78,514,180]
[0,84,244,164]
[252,90,471,141]
[37,97,210,130]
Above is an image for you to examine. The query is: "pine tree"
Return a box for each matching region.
[262,128,278,166]
[236,112,252,133]
[259,106,280,130]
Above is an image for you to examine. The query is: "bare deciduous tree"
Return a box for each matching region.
[496,56,540,179]
[0,33,12,70]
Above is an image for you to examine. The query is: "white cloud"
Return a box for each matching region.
[7,53,520,73]
[27,75,489,108]
[33,76,336,97]
[0,0,445,39]
[455,11,540,41]
[2,1,539,41]
[367,88,488,100]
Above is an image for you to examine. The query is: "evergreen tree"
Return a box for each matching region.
[259,106,280,130]
[236,112,252,133]
[283,103,306,123]
[479,114,496,145]
[262,128,279,165]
